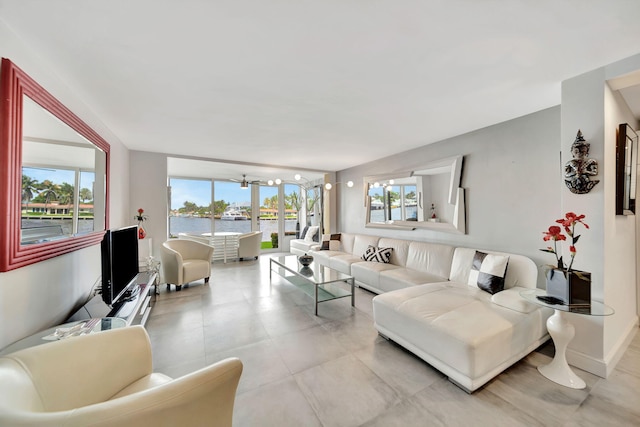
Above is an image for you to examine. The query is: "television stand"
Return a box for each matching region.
[66,271,157,327]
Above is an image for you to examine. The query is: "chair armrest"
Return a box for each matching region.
[70,358,243,427]
[161,244,183,284]
[197,244,215,262]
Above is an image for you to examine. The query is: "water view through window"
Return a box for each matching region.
[368,184,417,222]
[21,166,96,242]
[169,178,303,248]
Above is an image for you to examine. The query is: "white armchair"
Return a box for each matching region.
[0,326,243,427]
[238,231,262,260]
[178,233,215,260]
[161,239,214,291]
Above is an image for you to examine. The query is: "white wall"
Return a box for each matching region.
[129,151,169,259]
[559,55,640,377]
[338,106,562,289]
[0,20,130,349]
[603,84,638,374]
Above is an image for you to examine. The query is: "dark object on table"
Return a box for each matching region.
[536,295,565,305]
[298,253,314,267]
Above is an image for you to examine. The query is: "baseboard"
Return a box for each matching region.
[603,316,639,377]
[567,316,639,378]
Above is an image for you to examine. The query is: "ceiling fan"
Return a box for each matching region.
[230,174,261,189]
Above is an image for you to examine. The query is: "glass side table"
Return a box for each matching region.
[139,256,161,294]
[0,317,126,356]
[520,289,614,389]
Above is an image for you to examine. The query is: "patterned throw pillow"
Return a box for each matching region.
[361,245,393,263]
[467,251,509,294]
[299,226,309,240]
[320,234,341,250]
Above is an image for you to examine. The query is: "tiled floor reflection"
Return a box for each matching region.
[145,255,640,427]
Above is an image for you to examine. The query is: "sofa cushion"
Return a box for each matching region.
[361,245,393,263]
[351,261,402,292]
[352,235,381,259]
[329,254,362,275]
[312,249,342,266]
[378,268,449,293]
[339,233,356,254]
[468,251,509,295]
[290,239,320,255]
[378,238,411,266]
[373,282,550,384]
[405,241,455,279]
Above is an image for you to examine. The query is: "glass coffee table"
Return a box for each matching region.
[270,255,355,315]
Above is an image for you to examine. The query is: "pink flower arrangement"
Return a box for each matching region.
[541,212,589,271]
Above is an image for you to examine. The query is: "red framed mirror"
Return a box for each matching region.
[0,58,110,272]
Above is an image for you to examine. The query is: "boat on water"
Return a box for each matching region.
[221,209,248,220]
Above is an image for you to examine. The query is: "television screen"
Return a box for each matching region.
[101,226,139,305]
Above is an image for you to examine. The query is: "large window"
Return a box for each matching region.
[214,181,251,234]
[168,176,313,253]
[168,178,212,237]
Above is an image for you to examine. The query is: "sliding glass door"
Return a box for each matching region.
[168,176,309,254]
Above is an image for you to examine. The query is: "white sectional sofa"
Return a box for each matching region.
[308,232,553,392]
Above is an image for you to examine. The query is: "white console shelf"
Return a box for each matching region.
[67,271,156,327]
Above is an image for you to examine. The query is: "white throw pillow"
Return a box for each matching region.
[304,226,319,243]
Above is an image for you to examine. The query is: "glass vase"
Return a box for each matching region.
[138,222,147,239]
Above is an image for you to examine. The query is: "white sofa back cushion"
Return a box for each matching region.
[352,234,381,259]
[449,247,537,289]
[339,233,356,254]
[378,238,411,266]
[405,241,455,279]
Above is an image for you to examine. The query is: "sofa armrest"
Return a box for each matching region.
[491,286,540,314]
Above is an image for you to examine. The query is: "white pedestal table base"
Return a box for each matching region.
[537,309,586,389]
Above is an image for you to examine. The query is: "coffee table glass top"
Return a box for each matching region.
[270,255,353,303]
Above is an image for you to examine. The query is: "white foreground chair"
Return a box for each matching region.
[0,326,243,427]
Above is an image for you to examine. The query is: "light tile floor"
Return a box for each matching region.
[145,255,640,427]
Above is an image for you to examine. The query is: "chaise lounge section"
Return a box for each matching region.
[308,232,553,392]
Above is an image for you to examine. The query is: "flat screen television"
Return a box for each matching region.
[101,225,139,305]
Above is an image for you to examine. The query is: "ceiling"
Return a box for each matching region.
[3,1,640,175]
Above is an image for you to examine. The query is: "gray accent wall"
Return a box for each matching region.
[337,105,561,283]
